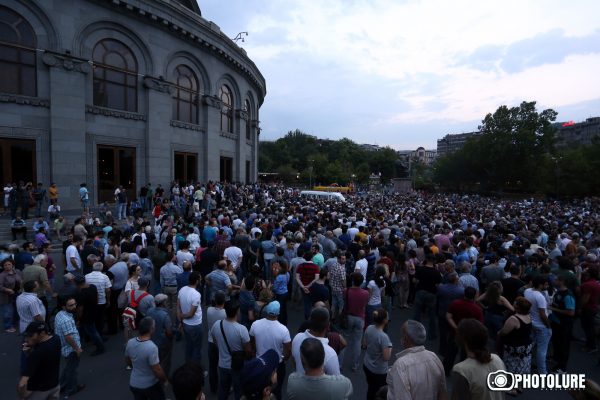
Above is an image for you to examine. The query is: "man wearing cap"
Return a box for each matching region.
[17,321,61,400]
[249,301,291,399]
[146,293,173,376]
[54,295,85,397]
[240,349,279,400]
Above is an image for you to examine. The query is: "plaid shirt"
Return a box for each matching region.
[329,262,346,294]
[54,310,80,358]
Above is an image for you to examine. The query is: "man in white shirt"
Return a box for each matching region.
[249,301,291,399]
[65,235,83,274]
[291,307,340,375]
[177,271,202,366]
[223,245,243,277]
[354,250,368,282]
[85,262,111,307]
[524,275,552,374]
[176,241,195,267]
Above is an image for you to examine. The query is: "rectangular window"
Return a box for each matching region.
[97,145,136,203]
[174,152,198,184]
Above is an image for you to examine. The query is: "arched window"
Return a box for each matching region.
[92,39,138,111]
[0,6,37,96]
[219,85,233,133]
[244,99,252,140]
[172,65,198,123]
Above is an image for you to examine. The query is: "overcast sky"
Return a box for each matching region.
[200,0,600,150]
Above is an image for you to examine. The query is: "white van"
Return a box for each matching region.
[300,190,346,202]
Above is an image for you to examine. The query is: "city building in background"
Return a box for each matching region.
[554,117,600,147]
[436,131,479,157]
[0,0,266,208]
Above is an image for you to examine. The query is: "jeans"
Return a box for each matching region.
[60,352,80,395]
[580,309,598,349]
[35,201,43,218]
[533,325,552,374]
[274,362,286,400]
[363,365,387,400]
[218,367,241,400]
[209,342,219,393]
[331,291,344,319]
[140,197,146,212]
[347,315,364,370]
[413,290,437,339]
[183,323,203,365]
[1,302,14,329]
[82,321,104,352]
[130,382,165,400]
[117,202,127,220]
[551,320,573,371]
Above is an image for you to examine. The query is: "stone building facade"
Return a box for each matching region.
[0,0,266,208]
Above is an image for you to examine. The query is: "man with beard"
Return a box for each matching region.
[54,296,85,396]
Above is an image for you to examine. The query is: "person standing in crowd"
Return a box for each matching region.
[17,321,61,399]
[16,281,45,334]
[362,308,392,400]
[413,254,442,340]
[366,266,386,326]
[436,271,464,357]
[451,319,506,400]
[171,362,205,400]
[146,294,174,377]
[387,320,446,399]
[287,338,353,400]
[296,252,320,320]
[177,271,203,366]
[107,253,129,335]
[125,317,169,399]
[75,274,105,356]
[345,272,369,372]
[54,295,85,397]
[579,268,600,353]
[207,290,227,394]
[206,260,234,302]
[22,254,55,314]
[249,300,292,399]
[0,258,22,333]
[498,297,532,396]
[65,235,83,275]
[477,281,514,341]
[160,253,183,328]
[549,274,576,372]
[210,299,252,400]
[328,252,347,323]
[85,261,112,336]
[271,261,289,326]
[79,183,89,214]
[524,275,552,374]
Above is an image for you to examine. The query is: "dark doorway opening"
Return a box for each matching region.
[97,145,136,203]
[220,156,232,183]
[0,138,36,184]
[174,152,198,185]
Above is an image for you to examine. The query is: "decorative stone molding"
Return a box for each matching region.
[250,119,260,129]
[42,52,91,74]
[246,139,253,146]
[202,95,222,109]
[85,105,146,120]
[0,93,50,108]
[143,76,175,95]
[236,109,249,121]
[170,120,205,132]
[219,131,237,140]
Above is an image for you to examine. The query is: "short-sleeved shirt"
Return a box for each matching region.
[524,288,548,329]
[210,319,250,369]
[145,307,172,348]
[85,271,112,305]
[291,330,340,375]
[310,282,330,305]
[65,245,82,272]
[249,318,291,360]
[25,335,61,391]
[367,281,383,305]
[54,310,80,358]
[345,287,369,319]
[223,246,243,268]
[415,266,441,293]
[207,306,227,344]
[109,262,129,290]
[125,337,160,389]
[16,292,46,333]
[178,286,202,326]
[207,269,232,300]
[287,373,353,400]
[297,262,319,286]
[363,325,392,374]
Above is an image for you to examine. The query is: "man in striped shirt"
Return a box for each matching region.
[85,262,112,334]
[16,281,46,334]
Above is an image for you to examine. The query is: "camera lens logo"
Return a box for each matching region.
[487,370,515,391]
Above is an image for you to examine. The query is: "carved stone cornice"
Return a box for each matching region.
[202,95,222,109]
[236,109,248,120]
[0,93,50,108]
[170,120,205,132]
[85,105,146,121]
[143,76,175,95]
[250,119,260,129]
[220,131,238,140]
[42,52,91,74]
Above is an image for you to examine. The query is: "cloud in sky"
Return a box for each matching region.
[200,0,600,149]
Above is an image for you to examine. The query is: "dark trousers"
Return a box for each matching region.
[275,293,288,326]
[60,352,79,395]
[302,292,312,320]
[11,227,27,240]
[83,321,104,351]
[363,365,387,400]
[158,341,173,378]
[218,367,241,400]
[580,309,598,349]
[106,290,122,334]
[130,382,165,400]
[95,304,107,335]
[551,320,573,371]
[209,342,219,393]
[274,362,286,400]
[438,316,450,355]
[443,330,465,376]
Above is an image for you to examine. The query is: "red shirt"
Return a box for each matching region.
[297,262,320,286]
[345,287,369,320]
[581,279,600,312]
[447,299,483,324]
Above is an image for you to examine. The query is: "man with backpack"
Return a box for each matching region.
[122,277,154,340]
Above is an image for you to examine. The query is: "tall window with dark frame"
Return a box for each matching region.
[244,99,252,140]
[92,39,138,112]
[219,85,233,133]
[172,65,199,124]
[0,6,37,96]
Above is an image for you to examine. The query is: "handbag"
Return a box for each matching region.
[220,320,246,371]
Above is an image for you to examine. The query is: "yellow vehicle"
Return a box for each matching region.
[313,183,353,194]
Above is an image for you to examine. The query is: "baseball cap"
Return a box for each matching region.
[24,321,48,337]
[240,349,279,398]
[264,301,280,316]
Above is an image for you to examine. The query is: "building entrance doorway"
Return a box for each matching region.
[220,156,232,183]
[174,152,197,185]
[97,145,136,203]
[0,138,36,184]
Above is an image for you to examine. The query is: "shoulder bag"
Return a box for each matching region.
[220,320,246,371]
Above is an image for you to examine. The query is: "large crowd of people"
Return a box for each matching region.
[2,181,600,400]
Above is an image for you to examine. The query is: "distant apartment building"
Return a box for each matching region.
[436,131,479,156]
[554,118,600,147]
[397,147,437,167]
